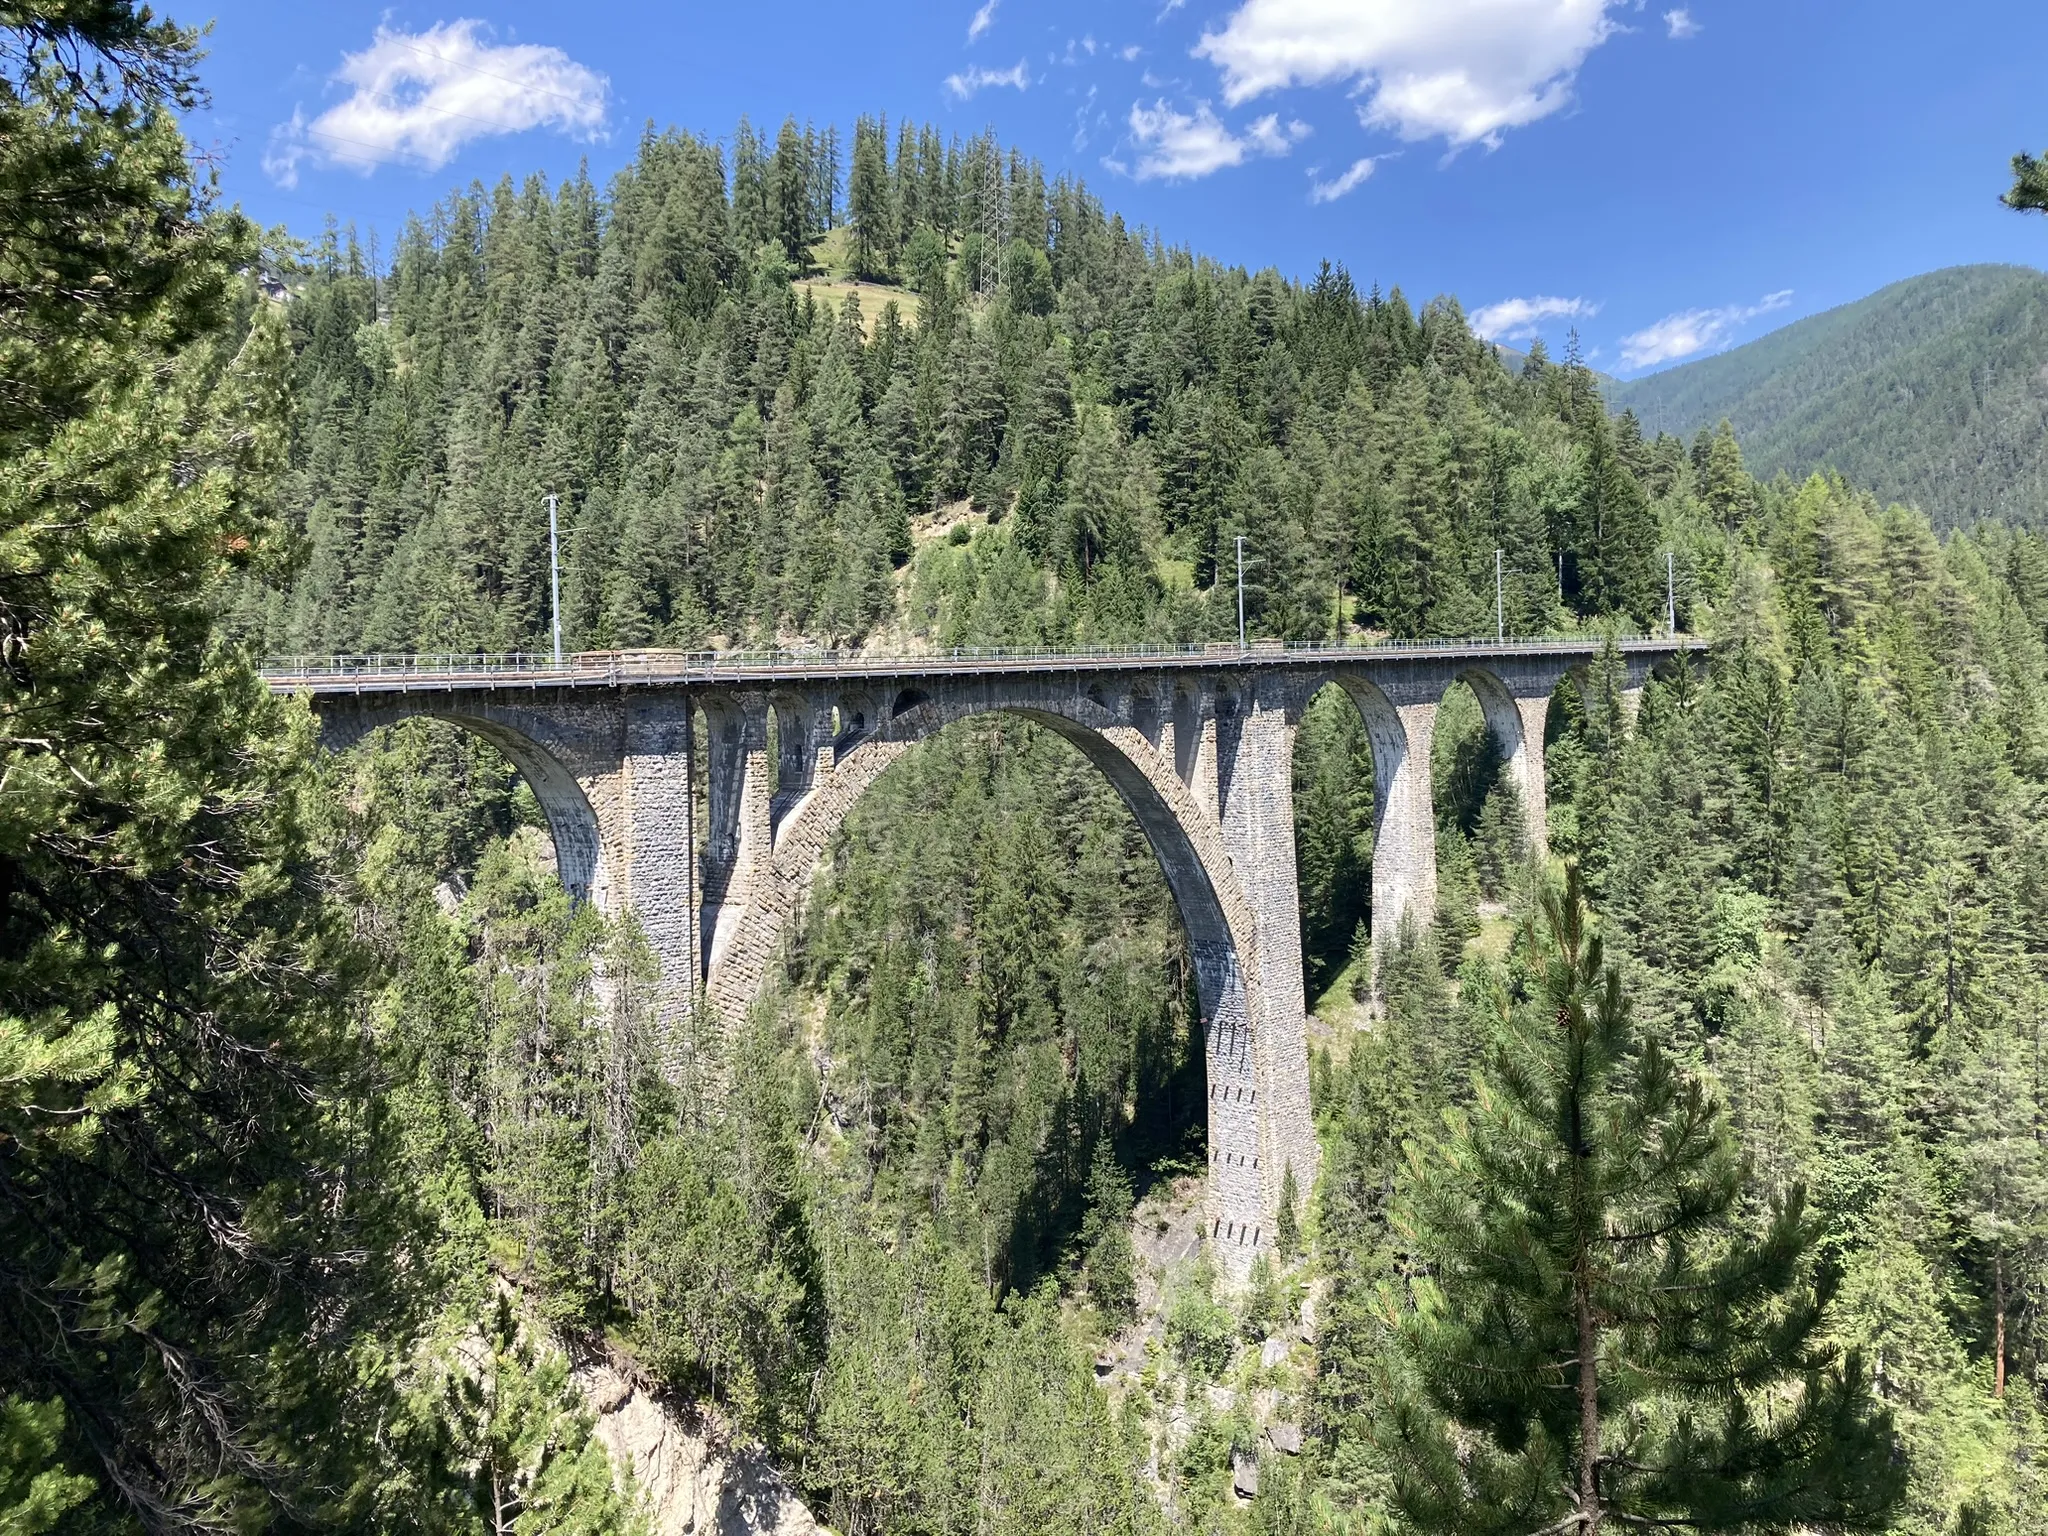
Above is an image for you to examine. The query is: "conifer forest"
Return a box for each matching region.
[7,5,2048,1532]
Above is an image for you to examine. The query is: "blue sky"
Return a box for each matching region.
[184,0,2044,376]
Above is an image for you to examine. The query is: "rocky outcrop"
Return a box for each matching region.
[573,1360,826,1536]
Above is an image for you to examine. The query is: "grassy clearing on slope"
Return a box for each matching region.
[792,277,917,337]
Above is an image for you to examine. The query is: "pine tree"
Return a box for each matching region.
[1697,419,1755,531]
[1378,867,1902,1535]
[771,116,811,269]
[848,114,893,278]
[1950,967,2048,1400]
[1571,412,1659,624]
[0,6,368,1520]
[2002,149,2048,215]
[730,115,772,254]
[1079,1140,1137,1322]
[1275,1162,1302,1262]
[0,1396,93,1534]
[419,1291,647,1535]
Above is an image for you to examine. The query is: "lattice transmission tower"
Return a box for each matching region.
[977,133,1008,302]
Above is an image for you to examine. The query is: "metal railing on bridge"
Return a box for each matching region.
[260,633,1699,693]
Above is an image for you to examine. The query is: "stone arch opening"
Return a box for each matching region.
[1170,687,1200,787]
[323,713,591,903]
[707,686,1287,1272]
[1432,672,1530,941]
[1291,681,1377,1004]
[766,693,818,838]
[752,695,1255,1066]
[373,709,608,907]
[696,696,751,976]
[1318,675,1434,964]
[778,706,1228,1288]
[1129,689,1160,749]
[832,690,873,763]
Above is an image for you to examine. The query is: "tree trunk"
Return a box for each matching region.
[1570,1030,1602,1534]
[1576,1253,1602,1532]
[1995,1248,2007,1399]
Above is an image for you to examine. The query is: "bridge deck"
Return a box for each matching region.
[262,636,1700,695]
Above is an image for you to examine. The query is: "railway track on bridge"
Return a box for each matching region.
[261,633,1702,694]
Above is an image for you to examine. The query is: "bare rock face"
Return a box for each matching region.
[1231,1450,1260,1500]
[573,1360,824,1536]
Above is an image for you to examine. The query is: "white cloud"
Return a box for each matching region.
[1620,290,1792,369]
[1664,8,1701,38]
[1468,293,1599,341]
[1194,0,1628,149]
[944,60,1030,99]
[1121,44,1142,61]
[968,0,999,41]
[1309,156,1378,201]
[1244,113,1312,154]
[263,19,607,188]
[1125,99,1305,179]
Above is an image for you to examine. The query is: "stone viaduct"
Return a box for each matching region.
[273,638,1688,1273]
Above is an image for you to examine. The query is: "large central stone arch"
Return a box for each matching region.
[706,682,1304,1257]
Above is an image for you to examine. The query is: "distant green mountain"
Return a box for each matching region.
[1608,264,2048,529]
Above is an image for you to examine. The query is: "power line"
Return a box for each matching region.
[297,123,437,172]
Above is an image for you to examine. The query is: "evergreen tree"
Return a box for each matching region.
[848,114,893,278]
[1572,412,1659,624]
[771,116,811,268]
[2003,149,2048,215]
[1378,867,1902,1535]
[730,115,772,253]
[416,1292,647,1535]
[0,5,369,1520]
[0,1396,92,1534]
[1079,1141,1137,1323]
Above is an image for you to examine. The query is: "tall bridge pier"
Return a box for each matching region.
[280,639,1687,1273]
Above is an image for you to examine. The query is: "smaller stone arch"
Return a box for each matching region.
[767,690,822,839]
[1320,673,1437,955]
[314,702,612,907]
[1129,688,1162,749]
[1450,664,1549,859]
[832,690,875,763]
[694,694,762,978]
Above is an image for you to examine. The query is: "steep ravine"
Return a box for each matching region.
[570,1355,827,1536]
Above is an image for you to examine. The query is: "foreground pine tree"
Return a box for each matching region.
[1377,866,1902,1534]
[2003,149,2048,216]
[1,4,371,1522]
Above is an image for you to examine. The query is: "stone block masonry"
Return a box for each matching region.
[290,639,1687,1276]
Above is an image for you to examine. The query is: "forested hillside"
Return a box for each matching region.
[1610,264,2048,531]
[232,116,1677,658]
[8,11,2048,1529]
